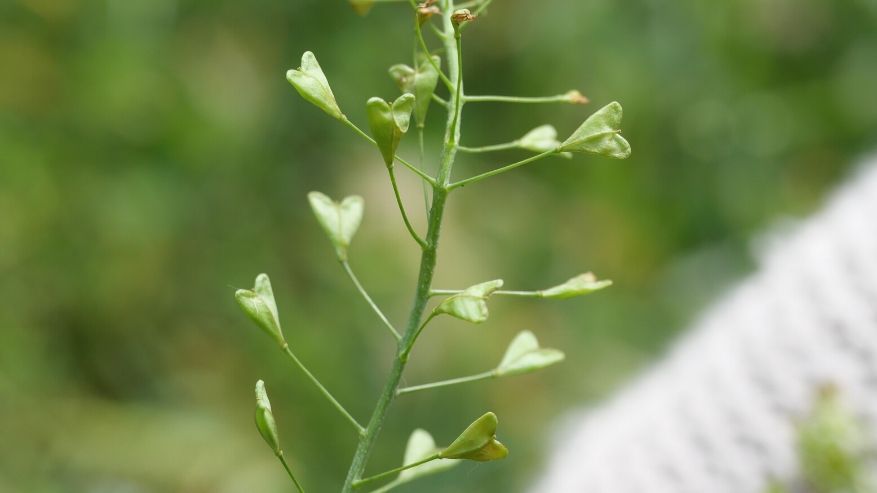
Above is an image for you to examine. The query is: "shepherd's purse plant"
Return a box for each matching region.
[234,1,631,491]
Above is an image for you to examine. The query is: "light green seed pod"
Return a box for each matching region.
[560,101,631,159]
[255,380,282,456]
[440,412,508,461]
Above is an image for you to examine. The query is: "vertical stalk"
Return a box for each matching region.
[340,1,463,490]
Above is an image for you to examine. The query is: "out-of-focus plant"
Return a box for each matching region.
[762,386,873,493]
[798,386,872,493]
[233,1,630,491]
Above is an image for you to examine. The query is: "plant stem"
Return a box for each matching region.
[417,127,431,212]
[282,346,365,435]
[352,454,440,488]
[387,167,427,248]
[340,3,463,490]
[397,370,496,395]
[341,261,401,340]
[278,452,306,493]
[416,22,453,91]
[448,149,557,190]
[431,94,449,106]
[464,94,573,104]
[342,118,437,186]
[457,141,519,153]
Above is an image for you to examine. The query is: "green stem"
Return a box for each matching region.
[388,167,427,248]
[282,346,365,435]
[418,128,432,213]
[448,149,557,190]
[397,370,496,395]
[340,3,463,490]
[352,454,440,488]
[431,94,449,106]
[410,312,437,347]
[342,118,437,186]
[464,94,573,104]
[416,20,453,91]
[457,141,519,153]
[278,452,306,493]
[341,261,401,340]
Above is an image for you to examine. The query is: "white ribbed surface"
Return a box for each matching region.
[530,160,877,493]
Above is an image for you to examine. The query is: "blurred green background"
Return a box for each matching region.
[2,0,876,491]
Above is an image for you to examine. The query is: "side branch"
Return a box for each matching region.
[342,118,437,186]
[448,149,558,190]
[430,288,543,298]
[342,261,402,340]
[457,141,518,153]
[465,93,586,105]
[352,454,440,488]
[278,453,307,493]
[387,167,428,248]
[397,369,496,395]
[282,346,366,435]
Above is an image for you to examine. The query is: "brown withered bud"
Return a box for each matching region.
[565,90,590,105]
[451,8,476,25]
[417,5,441,25]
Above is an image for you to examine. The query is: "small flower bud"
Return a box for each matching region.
[440,412,508,461]
[565,90,589,104]
[366,94,415,167]
[235,273,287,348]
[286,51,343,121]
[308,192,364,261]
[495,331,565,377]
[540,272,612,299]
[348,0,374,15]
[348,0,375,15]
[451,8,476,25]
[435,279,503,323]
[560,101,631,159]
[255,380,282,455]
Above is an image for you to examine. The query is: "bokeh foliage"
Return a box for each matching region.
[1,0,875,491]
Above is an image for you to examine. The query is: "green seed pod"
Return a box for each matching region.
[235,273,287,348]
[518,125,561,153]
[440,412,508,461]
[540,272,612,299]
[308,192,364,261]
[366,94,415,167]
[435,279,503,323]
[286,51,343,121]
[560,101,631,159]
[255,380,282,456]
[388,56,441,128]
[388,64,416,93]
[495,331,565,377]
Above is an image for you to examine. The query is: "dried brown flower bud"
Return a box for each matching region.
[417,5,441,24]
[451,9,476,25]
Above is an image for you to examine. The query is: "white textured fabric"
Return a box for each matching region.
[531,158,877,493]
